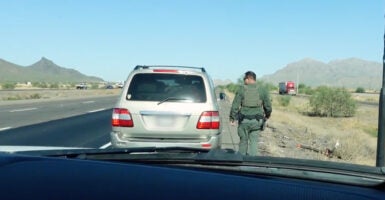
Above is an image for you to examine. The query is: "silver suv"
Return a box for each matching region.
[111,65,222,149]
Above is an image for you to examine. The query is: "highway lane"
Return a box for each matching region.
[0,95,118,130]
[0,109,112,148]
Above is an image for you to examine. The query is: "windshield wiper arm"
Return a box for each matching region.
[157,97,190,105]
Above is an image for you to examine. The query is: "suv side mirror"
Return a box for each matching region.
[219,92,226,100]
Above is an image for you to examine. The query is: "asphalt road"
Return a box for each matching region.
[0,109,112,148]
[0,96,238,150]
[0,96,118,149]
[0,96,118,130]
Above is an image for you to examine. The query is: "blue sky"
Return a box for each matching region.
[0,0,384,82]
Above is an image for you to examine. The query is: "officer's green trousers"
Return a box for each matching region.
[238,119,263,156]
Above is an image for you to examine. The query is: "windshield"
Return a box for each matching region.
[0,1,384,170]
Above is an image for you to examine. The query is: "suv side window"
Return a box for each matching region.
[127,73,207,102]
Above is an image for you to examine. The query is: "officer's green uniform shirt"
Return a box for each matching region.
[230,83,272,121]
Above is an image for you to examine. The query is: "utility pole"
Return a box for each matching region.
[296,71,299,94]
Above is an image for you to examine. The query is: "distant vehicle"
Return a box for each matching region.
[106,85,114,89]
[75,83,87,90]
[279,81,296,95]
[117,82,124,88]
[111,65,222,150]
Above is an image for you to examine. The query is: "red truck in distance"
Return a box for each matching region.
[279,81,296,95]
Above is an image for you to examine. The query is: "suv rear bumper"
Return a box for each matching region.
[110,132,222,149]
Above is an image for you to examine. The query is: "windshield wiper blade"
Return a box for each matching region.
[17,146,212,158]
[158,97,191,105]
[19,146,245,164]
[73,148,243,164]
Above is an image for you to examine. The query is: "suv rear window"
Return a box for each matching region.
[126,73,207,103]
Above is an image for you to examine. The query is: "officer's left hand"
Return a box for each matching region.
[230,120,237,126]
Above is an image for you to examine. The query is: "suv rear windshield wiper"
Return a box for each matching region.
[157,97,192,105]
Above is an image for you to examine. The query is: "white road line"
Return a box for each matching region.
[88,108,107,113]
[0,127,12,131]
[9,107,38,112]
[100,142,111,149]
[82,101,95,104]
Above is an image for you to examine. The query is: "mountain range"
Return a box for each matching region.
[0,57,382,90]
[0,57,103,83]
[261,58,382,90]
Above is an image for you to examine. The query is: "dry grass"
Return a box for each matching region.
[352,93,379,103]
[224,89,379,166]
[266,94,378,166]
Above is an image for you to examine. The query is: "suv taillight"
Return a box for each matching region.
[112,108,134,127]
[153,69,179,73]
[196,111,220,129]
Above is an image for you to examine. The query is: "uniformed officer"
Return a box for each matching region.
[229,71,272,156]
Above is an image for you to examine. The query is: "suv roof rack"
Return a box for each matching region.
[134,65,206,73]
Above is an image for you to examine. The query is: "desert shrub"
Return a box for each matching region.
[226,80,273,94]
[257,80,277,92]
[298,83,314,95]
[5,95,22,100]
[2,83,16,90]
[91,83,99,89]
[33,82,48,88]
[304,88,315,95]
[309,86,356,117]
[355,87,365,93]
[29,93,42,99]
[216,85,225,90]
[226,83,240,93]
[49,83,59,89]
[277,95,291,107]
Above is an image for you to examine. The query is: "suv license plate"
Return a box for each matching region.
[157,116,175,127]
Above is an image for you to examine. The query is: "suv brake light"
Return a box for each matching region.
[112,108,134,127]
[196,111,220,129]
[153,69,179,73]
